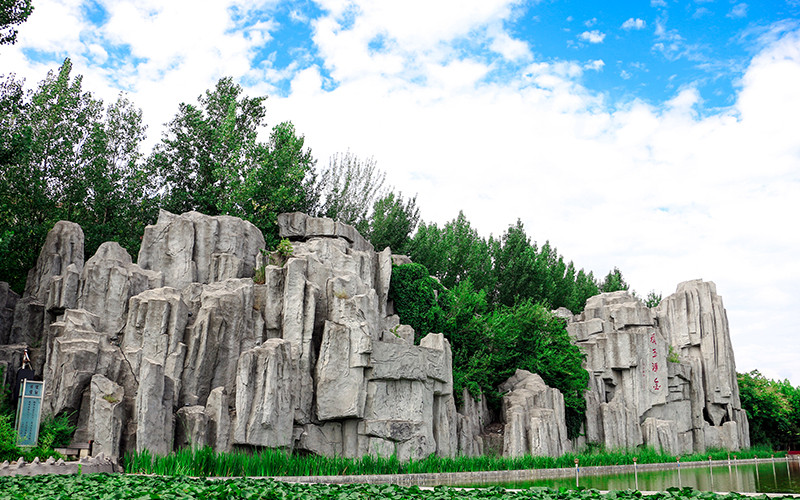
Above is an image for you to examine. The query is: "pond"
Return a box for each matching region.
[470,460,800,494]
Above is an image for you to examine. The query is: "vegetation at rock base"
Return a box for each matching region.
[4,474,794,500]
[737,370,800,450]
[124,445,782,478]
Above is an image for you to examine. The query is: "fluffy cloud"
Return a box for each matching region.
[621,18,646,30]
[578,30,606,43]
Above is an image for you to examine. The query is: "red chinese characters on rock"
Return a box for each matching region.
[649,332,662,392]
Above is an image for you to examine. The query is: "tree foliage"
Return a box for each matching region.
[0,0,32,45]
[148,78,316,246]
[738,370,800,449]
[365,191,420,254]
[315,151,385,234]
[389,262,589,438]
[1,59,152,292]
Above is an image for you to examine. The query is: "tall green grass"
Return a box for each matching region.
[124,444,783,477]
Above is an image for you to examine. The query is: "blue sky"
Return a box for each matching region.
[2,0,800,385]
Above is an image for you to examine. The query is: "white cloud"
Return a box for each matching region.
[584,59,605,71]
[621,18,646,30]
[578,30,606,43]
[728,3,748,19]
[584,17,597,27]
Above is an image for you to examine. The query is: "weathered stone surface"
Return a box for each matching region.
[457,388,488,457]
[233,339,295,448]
[138,210,265,289]
[175,406,208,450]
[181,279,262,407]
[0,282,19,344]
[136,358,174,455]
[296,422,343,456]
[500,370,571,457]
[571,282,748,455]
[24,221,84,304]
[205,387,231,452]
[655,280,750,449]
[121,287,187,410]
[88,375,125,458]
[78,242,162,334]
[316,321,366,420]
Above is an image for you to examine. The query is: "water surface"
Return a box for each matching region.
[472,460,800,493]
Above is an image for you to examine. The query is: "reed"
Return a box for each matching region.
[124,444,784,477]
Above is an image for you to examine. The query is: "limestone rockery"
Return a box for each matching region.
[0,210,749,461]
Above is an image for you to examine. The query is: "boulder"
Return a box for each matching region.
[233,339,295,448]
[78,242,162,334]
[500,370,571,457]
[88,375,125,458]
[0,282,19,344]
[138,210,265,289]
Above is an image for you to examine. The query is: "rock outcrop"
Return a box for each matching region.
[565,283,750,454]
[1,211,458,460]
[500,370,571,457]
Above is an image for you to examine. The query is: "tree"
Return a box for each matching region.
[491,220,538,306]
[408,211,494,293]
[315,151,385,234]
[738,370,798,449]
[149,78,317,245]
[0,60,152,291]
[149,77,268,216]
[600,267,629,292]
[365,191,420,253]
[1,0,33,45]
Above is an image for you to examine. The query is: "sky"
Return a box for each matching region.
[2,0,800,386]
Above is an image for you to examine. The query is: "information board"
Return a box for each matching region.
[15,380,44,447]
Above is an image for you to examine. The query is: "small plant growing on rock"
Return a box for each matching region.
[268,238,294,268]
[333,289,349,299]
[102,394,119,404]
[253,265,266,285]
[667,345,680,363]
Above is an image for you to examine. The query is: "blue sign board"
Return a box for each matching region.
[15,380,44,447]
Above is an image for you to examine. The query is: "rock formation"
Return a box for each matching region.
[0,210,750,460]
[0,211,459,460]
[565,283,749,454]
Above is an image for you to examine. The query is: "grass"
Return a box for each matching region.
[124,445,784,477]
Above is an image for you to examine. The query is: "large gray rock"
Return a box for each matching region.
[0,282,19,344]
[138,210,265,289]
[233,339,295,448]
[571,282,749,455]
[88,374,125,458]
[24,221,84,305]
[78,242,162,334]
[500,370,571,457]
[181,279,262,407]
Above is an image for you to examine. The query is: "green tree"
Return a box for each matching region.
[149,78,316,245]
[600,267,629,292]
[491,220,538,306]
[408,212,494,293]
[738,370,798,449]
[1,0,33,45]
[149,77,269,216]
[1,60,151,291]
[365,191,420,253]
[315,151,385,234]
